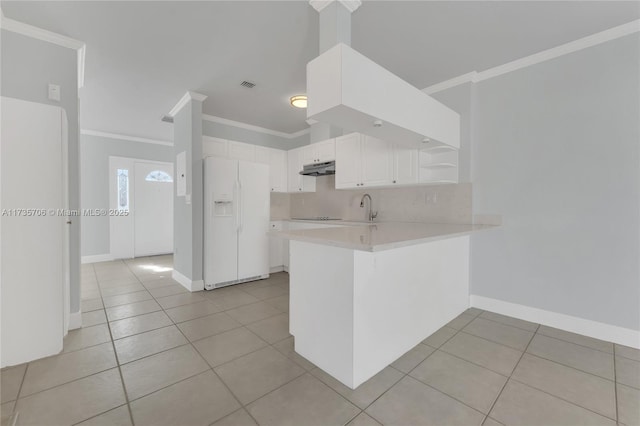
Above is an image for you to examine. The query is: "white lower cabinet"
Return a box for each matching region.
[269,221,285,272]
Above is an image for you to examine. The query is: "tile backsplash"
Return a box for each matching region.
[270,192,290,220]
[282,176,472,224]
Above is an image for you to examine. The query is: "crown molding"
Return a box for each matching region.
[202,114,310,140]
[423,72,478,95]
[77,45,86,89]
[81,129,173,147]
[1,15,84,50]
[167,91,208,117]
[423,19,640,95]
[309,0,362,13]
[1,15,86,89]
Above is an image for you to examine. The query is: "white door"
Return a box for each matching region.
[300,144,316,166]
[268,149,286,192]
[335,133,362,189]
[393,145,419,185]
[361,135,394,187]
[133,161,174,257]
[237,161,270,280]
[204,157,239,287]
[228,141,255,161]
[287,148,302,192]
[316,139,336,162]
[1,97,65,366]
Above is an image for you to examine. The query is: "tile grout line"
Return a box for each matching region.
[361,309,488,425]
[12,356,30,408]
[483,323,540,423]
[111,259,144,426]
[506,376,618,421]
[51,264,635,426]
[534,329,615,356]
[126,259,264,426]
[446,326,620,384]
[613,344,619,423]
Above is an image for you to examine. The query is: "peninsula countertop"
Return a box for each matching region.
[270,222,496,252]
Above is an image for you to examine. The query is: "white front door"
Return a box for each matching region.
[1,97,66,366]
[133,161,174,257]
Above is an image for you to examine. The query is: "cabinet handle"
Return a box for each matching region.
[393,180,396,184]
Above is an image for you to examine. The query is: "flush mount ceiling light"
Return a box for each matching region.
[290,95,307,108]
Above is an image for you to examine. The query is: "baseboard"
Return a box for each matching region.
[172,270,204,292]
[470,295,640,349]
[270,265,284,273]
[68,311,82,330]
[81,254,113,264]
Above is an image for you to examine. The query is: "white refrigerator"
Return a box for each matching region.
[204,156,270,289]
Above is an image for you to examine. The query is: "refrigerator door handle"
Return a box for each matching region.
[237,180,243,232]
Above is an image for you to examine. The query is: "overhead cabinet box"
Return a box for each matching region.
[307,43,460,150]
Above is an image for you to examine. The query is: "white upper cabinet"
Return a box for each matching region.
[335,133,361,189]
[393,144,419,185]
[300,139,336,165]
[336,133,451,188]
[203,136,228,157]
[336,133,393,189]
[202,138,289,192]
[300,144,316,167]
[268,149,287,193]
[315,139,336,163]
[307,43,460,150]
[360,135,394,187]
[287,147,316,193]
[254,145,270,165]
[228,141,256,161]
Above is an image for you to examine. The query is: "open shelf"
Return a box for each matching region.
[421,162,457,169]
[421,145,457,154]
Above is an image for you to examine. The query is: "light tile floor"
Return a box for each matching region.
[1,255,638,426]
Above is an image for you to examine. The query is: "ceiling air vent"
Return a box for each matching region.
[240,81,256,88]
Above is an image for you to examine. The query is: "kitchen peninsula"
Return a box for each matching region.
[273,222,494,389]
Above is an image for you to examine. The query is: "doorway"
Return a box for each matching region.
[109,157,174,259]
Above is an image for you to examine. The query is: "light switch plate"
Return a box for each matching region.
[48,84,61,101]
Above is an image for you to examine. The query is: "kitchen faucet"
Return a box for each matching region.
[360,193,378,222]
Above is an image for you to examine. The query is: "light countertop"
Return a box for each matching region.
[270,222,496,252]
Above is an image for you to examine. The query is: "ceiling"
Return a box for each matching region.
[2,1,638,141]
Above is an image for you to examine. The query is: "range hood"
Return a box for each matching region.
[307,43,460,150]
[299,161,335,176]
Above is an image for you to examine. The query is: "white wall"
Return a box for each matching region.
[80,134,173,257]
[469,33,639,331]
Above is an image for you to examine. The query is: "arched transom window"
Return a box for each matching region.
[145,170,173,183]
